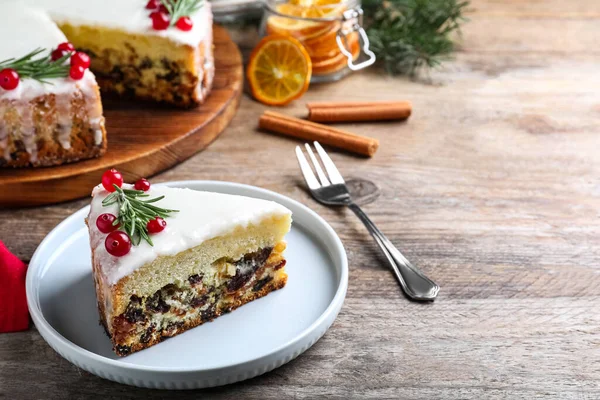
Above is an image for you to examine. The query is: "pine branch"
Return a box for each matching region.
[102,186,179,246]
[362,0,469,76]
[161,0,204,26]
[0,48,71,84]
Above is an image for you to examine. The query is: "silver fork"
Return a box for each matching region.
[295,142,439,301]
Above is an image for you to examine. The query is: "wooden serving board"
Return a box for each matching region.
[0,25,242,208]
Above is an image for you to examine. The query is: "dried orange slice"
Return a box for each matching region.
[266,16,334,42]
[267,4,338,40]
[312,35,360,75]
[268,2,345,34]
[304,27,353,58]
[303,22,340,47]
[247,35,312,106]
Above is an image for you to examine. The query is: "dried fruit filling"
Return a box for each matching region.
[112,247,278,351]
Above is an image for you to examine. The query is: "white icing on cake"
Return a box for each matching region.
[21,0,211,47]
[88,185,292,285]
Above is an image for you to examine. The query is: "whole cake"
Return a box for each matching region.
[86,170,292,356]
[0,4,106,167]
[1,0,214,167]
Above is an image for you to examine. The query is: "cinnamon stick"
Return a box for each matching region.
[258,110,379,157]
[307,101,406,108]
[306,101,412,123]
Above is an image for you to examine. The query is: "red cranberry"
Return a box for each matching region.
[0,69,19,90]
[134,178,151,191]
[69,65,85,80]
[145,0,160,9]
[101,168,124,192]
[150,11,170,30]
[96,213,119,233]
[71,52,91,69]
[51,48,69,61]
[57,42,75,52]
[147,217,166,234]
[176,16,193,31]
[105,231,132,257]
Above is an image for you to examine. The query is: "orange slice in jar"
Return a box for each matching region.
[268,4,322,30]
[304,28,350,58]
[267,17,334,42]
[247,35,312,106]
[302,4,346,18]
[303,22,340,47]
[305,44,339,59]
[312,34,360,75]
[310,31,358,62]
[266,2,345,41]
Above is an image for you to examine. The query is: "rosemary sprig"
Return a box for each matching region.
[160,0,204,27]
[362,0,469,77]
[0,48,71,84]
[102,185,179,246]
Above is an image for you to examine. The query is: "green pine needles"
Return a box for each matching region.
[362,0,469,76]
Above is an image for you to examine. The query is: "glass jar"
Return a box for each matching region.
[260,0,376,83]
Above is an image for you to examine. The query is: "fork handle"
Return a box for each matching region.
[348,203,439,301]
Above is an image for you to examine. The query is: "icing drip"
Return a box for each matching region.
[194,47,204,99]
[90,117,105,145]
[78,80,104,145]
[194,11,214,100]
[94,129,103,146]
[19,103,38,162]
[203,25,214,86]
[54,92,72,150]
[204,17,214,72]
[83,102,103,146]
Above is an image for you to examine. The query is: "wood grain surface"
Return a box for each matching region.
[2,0,600,398]
[0,25,243,207]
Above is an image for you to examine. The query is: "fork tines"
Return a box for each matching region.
[295,142,345,190]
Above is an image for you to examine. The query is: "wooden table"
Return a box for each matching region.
[2,1,600,398]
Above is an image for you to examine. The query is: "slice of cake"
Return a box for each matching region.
[86,170,292,356]
[0,4,106,167]
[26,0,214,108]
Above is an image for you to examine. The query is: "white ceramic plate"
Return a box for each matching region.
[26,181,348,389]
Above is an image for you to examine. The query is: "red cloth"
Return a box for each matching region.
[0,241,29,332]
